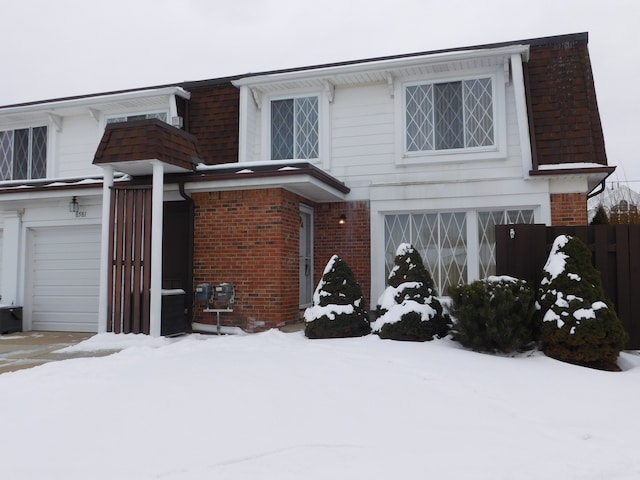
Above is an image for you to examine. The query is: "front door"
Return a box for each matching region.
[299,205,314,307]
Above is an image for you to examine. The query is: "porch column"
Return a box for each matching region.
[97,165,114,333]
[1,211,22,307]
[149,161,165,337]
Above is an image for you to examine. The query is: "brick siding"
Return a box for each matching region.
[550,192,588,226]
[192,188,301,331]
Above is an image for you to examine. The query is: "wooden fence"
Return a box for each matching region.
[495,224,640,349]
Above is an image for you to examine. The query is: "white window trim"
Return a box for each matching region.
[394,68,507,166]
[260,90,329,168]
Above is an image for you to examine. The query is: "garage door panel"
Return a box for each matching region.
[30,225,100,332]
[33,260,101,274]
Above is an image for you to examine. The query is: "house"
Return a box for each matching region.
[588,183,640,222]
[0,32,613,335]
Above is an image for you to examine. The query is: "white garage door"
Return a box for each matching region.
[30,225,101,332]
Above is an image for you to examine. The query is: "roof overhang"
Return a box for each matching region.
[529,164,616,194]
[233,44,529,92]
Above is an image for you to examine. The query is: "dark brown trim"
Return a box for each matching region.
[528,166,615,177]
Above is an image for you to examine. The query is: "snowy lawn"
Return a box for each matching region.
[1,330,639,479]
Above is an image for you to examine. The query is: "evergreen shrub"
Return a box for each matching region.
[304,255,371,339]
[448,276,536,353]
[373,243,451,341]
[536,235,628,370]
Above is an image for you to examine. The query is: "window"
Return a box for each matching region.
[405,78,494,152]
[106,112,168,124]
[385,212,467,295]
[271,96,319,160]
[384,208,534,294]
[0,126,47,181]
[477,210,534,279]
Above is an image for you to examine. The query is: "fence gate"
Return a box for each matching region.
[496,224,640,349]
[107,185,153,334]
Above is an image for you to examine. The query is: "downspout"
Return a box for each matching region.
[179,182,195,330]
[588,180,606,199]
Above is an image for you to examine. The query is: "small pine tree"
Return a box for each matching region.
[536,235,628,370]
[590,205,609,225]
[373,244,451,341]
[448,277,537,353]
[304,255,371,339]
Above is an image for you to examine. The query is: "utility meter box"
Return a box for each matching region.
[215,284,235,302]
[195,284,213,303]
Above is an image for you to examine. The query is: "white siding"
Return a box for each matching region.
[54,114,103,178]
[28,225,101,332]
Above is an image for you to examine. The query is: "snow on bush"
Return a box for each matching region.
[304,255,371,339]
[536,235,627,370]
[448,275,536,353]
[372,243,450,341]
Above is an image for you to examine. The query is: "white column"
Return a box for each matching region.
[149,161,165,337]
[511,53,533,178]
[1,211,22,306]
[97,166,114,333]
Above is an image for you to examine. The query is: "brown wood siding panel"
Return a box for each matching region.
[496,224,640,349]
[142,188,152,334]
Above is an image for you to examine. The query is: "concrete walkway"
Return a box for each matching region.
[0,332,107,374]
[0,323,307,375]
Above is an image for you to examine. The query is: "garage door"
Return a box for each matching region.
[30,225,101,332]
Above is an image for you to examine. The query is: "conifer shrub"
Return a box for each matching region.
[372,243,451,341]
[448,276,536,353]
[536,235,628,370]
[304,255,371,339]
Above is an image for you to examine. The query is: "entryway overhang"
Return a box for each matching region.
[178,161,350,202]
[92,119,201,336]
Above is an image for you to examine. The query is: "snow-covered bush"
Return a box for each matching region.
[372,243,450,341]
[448,276,536,353]
[536,235,627,370]
[304,255,371,339]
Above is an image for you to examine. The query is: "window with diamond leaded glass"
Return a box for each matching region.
[405,78,494,152]
[385,212,467,295]
[0,126,47,181]
[271,96,319,160]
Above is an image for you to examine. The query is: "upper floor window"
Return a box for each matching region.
[271,96,319,160]
[405,78,494,152]
[0,126,47,181]
[106,112,168,124]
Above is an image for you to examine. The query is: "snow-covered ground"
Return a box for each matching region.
[1,330,639,479]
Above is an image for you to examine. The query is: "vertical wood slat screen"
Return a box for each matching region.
[107,186,153,334]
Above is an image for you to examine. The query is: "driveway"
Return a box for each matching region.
[0,331,109,374]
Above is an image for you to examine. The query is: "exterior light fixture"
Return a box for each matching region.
[338,214,347,225]
[69,196,79,214]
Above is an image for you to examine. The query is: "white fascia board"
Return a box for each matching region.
[232,45,530,87]
[0,86,191,115]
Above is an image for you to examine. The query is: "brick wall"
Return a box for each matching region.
[192,188,300,331]
[315,201,371,311]
[550,192,588,225]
